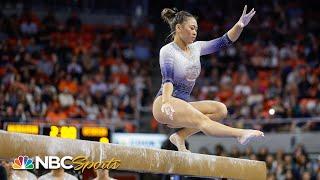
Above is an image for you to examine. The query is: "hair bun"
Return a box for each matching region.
[161,8,178,24]
[172,8,179,15]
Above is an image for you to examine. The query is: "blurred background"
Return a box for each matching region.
[0,0,319,179]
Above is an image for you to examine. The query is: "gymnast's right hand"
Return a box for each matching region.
[161,102,175,120]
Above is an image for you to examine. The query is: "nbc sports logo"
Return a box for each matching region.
[10,155,120,171]
[12,156,34,170]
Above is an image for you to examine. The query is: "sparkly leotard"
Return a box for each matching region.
[156,34,233,101]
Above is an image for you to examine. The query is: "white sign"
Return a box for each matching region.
[112,133,167,149]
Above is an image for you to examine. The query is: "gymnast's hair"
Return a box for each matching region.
[161,8,196,40]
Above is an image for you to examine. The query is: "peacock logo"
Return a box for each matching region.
[12,156,34,169]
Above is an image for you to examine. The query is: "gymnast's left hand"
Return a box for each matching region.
[237,5,256,28]
[161,102,175,120]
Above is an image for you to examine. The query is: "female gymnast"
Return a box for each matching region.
[152,6,264,152]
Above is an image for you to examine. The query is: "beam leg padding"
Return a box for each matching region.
[0,130,266,179]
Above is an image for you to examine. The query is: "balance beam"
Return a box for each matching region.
[0,130,266,179]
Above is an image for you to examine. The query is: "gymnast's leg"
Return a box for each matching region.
[169,101,229,152]
[153,96,264,152]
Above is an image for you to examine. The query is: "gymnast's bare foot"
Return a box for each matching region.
[237,130,264,145]
[169,133,191,153]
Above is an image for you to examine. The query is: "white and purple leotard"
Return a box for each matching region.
[156,33,233,101]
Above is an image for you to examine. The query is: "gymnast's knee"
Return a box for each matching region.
[217,102,228,119]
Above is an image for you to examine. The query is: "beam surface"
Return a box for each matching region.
[0,130,266,179]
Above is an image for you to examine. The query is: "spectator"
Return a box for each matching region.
[1,161,36,180]
[38,168,77,180]
[0,161,7,180]
[66,12,82,31]
[93,169,117,180]
[20,18,38,36]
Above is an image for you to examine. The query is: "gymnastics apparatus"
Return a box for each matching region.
[0,130,266,179]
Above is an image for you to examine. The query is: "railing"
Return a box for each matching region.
[1,116,320,133]
[224,117,320,125]
[222,117,320,132]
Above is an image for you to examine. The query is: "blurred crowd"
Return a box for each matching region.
[180,0,320,131]
[197,144,320,180]
[0,9,153,132]
[0,0,319,133]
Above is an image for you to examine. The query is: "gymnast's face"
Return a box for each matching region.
[176,17,198,44]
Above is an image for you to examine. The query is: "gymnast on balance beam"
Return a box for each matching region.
[152,5,264,152]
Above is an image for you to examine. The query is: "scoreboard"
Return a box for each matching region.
[4,123,111,143]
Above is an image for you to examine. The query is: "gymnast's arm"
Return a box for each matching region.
[198,5,256,56]
[159,48,176,119]
[226,22,244,43]
[197,33,233,56]
[162,82,174,103]
[159,49,174,104]
[227,5,256,42]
